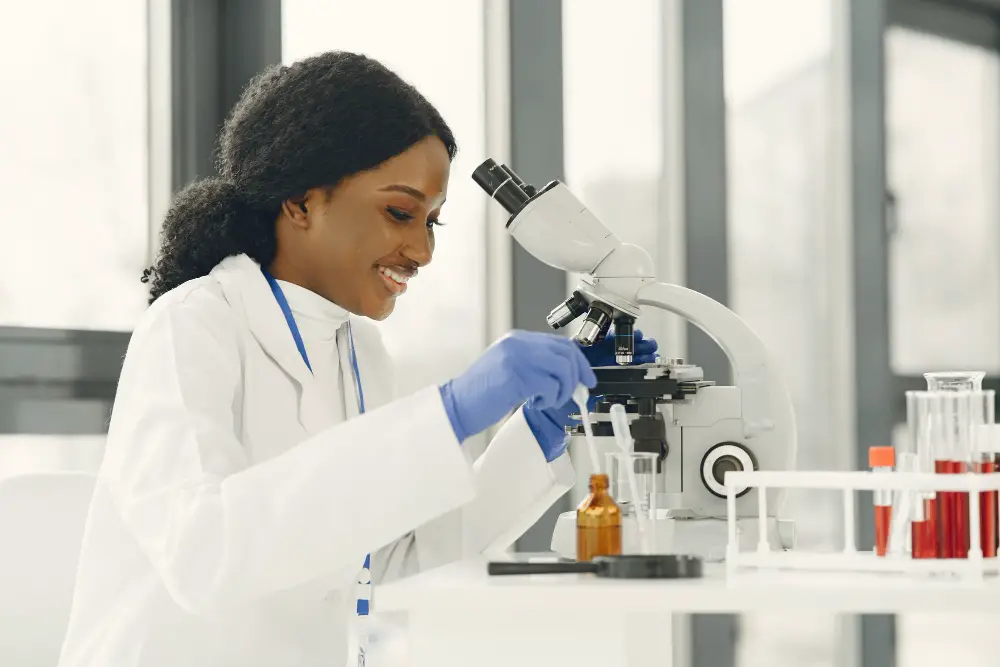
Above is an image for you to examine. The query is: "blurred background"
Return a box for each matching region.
[1,0,998,665]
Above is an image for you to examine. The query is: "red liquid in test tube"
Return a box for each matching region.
[912,496,938,559]
[869,446,895,557]
[954,460,970,559]
[936,459,959,558]
[975,459,997,558]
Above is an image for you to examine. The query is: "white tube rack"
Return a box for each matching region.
[725,470,1000,578]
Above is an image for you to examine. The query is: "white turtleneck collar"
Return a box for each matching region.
[275,280,351,342]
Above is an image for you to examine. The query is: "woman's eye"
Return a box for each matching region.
[427,219,444,229]
[386,206,413,222]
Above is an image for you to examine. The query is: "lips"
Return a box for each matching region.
[376,265,412,296]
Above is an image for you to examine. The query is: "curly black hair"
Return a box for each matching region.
[142,51,457,303]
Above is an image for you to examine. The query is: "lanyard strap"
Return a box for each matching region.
[261,269,370,616]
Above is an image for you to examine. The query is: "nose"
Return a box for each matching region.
[401,223,434,267]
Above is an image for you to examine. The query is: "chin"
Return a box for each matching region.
[366,299,395,321]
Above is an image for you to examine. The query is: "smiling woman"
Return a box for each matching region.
[58,48,596,667]
[142,52,457,310]
[267,135,451,320]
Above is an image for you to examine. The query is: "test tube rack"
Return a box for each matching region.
[724,470,1000,578]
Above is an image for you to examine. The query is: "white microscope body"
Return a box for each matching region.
[472,160,797,561]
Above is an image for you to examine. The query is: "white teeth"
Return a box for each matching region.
[378,266,409,284]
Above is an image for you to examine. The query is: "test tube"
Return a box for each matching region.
[906,391,938,558]
[869,446,895,557]
[935,392,968,558]
[976,422,999,558]
[924,386,991,559]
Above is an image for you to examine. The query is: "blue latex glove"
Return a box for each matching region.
[439,330,597,445]
[579,329,658,368]
[522,330,659,461]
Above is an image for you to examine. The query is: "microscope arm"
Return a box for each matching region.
[637,282,797,467]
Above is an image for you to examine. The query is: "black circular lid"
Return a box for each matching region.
[593,554,703,579]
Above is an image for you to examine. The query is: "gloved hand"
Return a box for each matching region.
[578,329,658,368]
[521,330,659,461]
[438,330,597,446]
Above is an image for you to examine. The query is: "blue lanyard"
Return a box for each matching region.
[262,269,370,615]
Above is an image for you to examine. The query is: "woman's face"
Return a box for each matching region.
[275,136,451,320]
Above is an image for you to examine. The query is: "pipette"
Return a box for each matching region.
[573,384,602,474]
[609,404,653,553]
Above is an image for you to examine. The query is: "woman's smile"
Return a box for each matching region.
[375,265,412,296]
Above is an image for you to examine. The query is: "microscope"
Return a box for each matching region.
[473,159,796,561]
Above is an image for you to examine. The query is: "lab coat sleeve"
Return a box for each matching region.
[374,409,575,581]
[101,294,475,616]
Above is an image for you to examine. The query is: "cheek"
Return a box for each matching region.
[316,210,389,263]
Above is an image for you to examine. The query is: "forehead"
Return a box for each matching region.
[348,136,451,205]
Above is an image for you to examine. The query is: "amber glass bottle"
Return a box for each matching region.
[576,473,622,562]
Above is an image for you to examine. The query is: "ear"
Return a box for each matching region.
[280,194,311,230]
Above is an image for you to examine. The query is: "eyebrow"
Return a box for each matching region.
[379,184,427,201]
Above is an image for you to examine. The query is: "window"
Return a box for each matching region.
[562,0,664,503]
[282,0,488,399]
[886,27,1000,373]
[724,1,840,663]
[0,0,150,331]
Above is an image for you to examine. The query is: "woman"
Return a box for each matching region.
[58,52,656,667]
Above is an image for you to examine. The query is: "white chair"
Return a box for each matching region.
[0,472,96,667]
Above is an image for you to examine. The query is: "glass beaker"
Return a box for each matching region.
[917,387,993,558]
[605,451,659,519]
[924,371,985,392]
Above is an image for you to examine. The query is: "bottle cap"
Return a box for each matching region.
[868,446,895,468]
[589,473,609,490]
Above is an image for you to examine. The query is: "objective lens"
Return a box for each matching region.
[546,292,589,330]
[614,316,635,365]
[575,303,613,346]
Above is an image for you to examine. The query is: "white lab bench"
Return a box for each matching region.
[376,556,1000,667]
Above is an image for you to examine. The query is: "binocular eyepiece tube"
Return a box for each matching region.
[472,159,533,214]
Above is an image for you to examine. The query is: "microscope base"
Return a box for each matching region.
[550,510,795,562]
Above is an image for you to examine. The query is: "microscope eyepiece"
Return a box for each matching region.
[472,159,530,214]
[500,164,525,187]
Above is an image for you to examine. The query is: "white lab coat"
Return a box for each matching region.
[58,254,575,667]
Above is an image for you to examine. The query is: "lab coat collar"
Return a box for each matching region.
[211,254,370,434]
[211,254,317,388]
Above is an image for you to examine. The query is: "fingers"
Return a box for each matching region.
[564,339,597,389]
[542,336,597,401]
[521,337,581,409]
[635,339,658,355]
[525,373,562,410]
